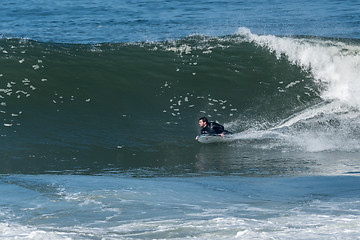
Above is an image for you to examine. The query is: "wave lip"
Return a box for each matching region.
[237,27,360,108]
[233,28,360,152]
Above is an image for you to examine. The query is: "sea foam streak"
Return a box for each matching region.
[1,175,360,239]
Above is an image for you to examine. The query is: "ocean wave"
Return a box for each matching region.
[0,30,359,173]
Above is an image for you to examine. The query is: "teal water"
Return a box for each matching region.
[1,0,360,239]
[1,34,359,174]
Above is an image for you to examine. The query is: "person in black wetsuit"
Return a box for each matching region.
[195,117,231,140]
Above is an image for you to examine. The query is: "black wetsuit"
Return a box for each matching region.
[201,122,230,135]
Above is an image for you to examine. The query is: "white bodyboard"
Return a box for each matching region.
[197,134,232,144]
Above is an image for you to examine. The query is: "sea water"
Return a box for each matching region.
[0,0,360,239]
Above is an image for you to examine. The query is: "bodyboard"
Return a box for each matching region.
[197,133,232,143]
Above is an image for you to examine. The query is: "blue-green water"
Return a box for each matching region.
[1,0,359,42]
[1,0,360,239]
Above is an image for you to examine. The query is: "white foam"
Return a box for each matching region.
[234,28,360,152]
[237,27,360,109]
[2,175,360,239]
[273,101,348,130]
[0,222,71,240]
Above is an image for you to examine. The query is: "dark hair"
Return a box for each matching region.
[199,117,208,124]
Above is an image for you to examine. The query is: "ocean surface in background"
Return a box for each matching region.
[1,0,360,239]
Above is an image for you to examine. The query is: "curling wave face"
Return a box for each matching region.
[0,28,360,173]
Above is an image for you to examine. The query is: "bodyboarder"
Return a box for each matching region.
[195,117,231,140]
